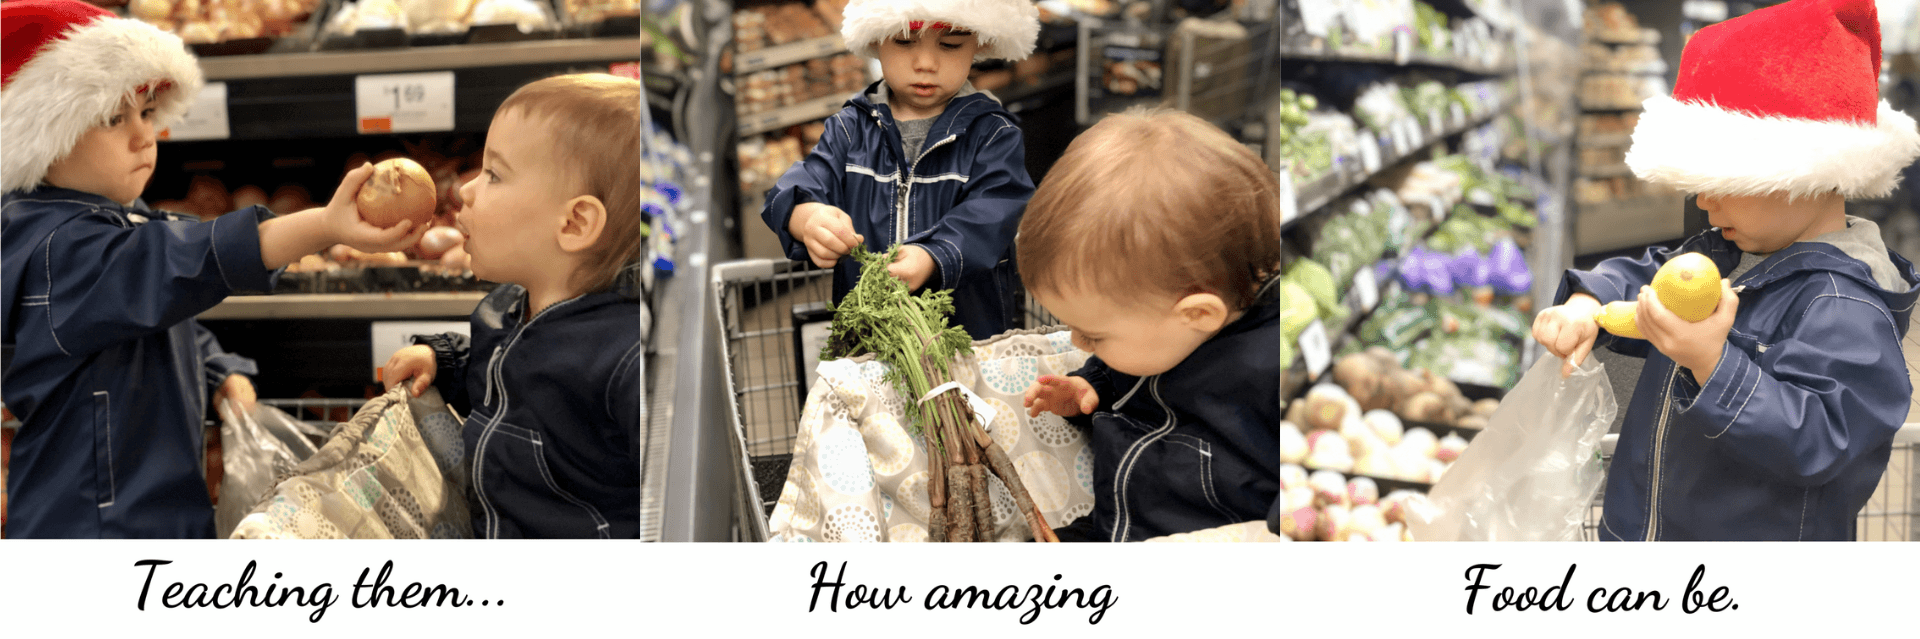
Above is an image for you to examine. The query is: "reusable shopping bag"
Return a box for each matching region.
[231,386,471,539]
[1406,354,1616,541]
[215,400,324,538]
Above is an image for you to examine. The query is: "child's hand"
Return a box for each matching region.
[1531,293,1602,378]
[1635,280,1739,385]
[324,163,430,254]
[1024,375,1098,418]
[790,202,864,268]
[212,374,256,417]
[382,344,438,398]
[888,244,935,291]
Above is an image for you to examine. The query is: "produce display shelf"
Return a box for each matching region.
[737,93,847,136]
[1577,101,1647,112]
[198,38,644,80]
[1282,97,1516,233]
[1279,46,1515,76]
[1586,30,1660,46]
[731,35,848,76]
[199,292,487,320]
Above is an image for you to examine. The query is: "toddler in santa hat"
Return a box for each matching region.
[761,0,1039,340]
[1533,0,1920,540]
[1,0,423,538]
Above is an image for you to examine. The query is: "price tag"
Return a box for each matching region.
[1451,103,1467,127]
[1300,320,1332,379]
[1358,132,1382,173]
[1280,170,1298,223]
[1393,30,1412,65]
[158,82,228,141]
[1354,268,1379,311]
[355,71,455,134]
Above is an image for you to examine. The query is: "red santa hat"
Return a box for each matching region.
[1626,0,1920,199]
[2,0,204,194]
[840,0,1040,62]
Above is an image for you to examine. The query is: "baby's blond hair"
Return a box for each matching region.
[1018,107,1280,309]
[495,74,644,293]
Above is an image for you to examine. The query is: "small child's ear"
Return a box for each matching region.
[556,195,607,254]
[1174,292,1231,333]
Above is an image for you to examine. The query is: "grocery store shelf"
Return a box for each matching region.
[1577,133,1633,148]
[1579,163,1636,179]
[1283,97,1515,233]
[1578,101,1647,112]
[198,38,644,80]
[732,35,848,76]
[1279,45,1515,75]
[994,69,1076,113]
[1586,29,1661,45]
[737,93,847,136]
[200,292,487,320]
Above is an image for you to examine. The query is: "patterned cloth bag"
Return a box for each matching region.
[231,385,471,539]
[768,327,1284,543]
[769,328,1099,542]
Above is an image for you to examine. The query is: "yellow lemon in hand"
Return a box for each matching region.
[1652,252,1723,322]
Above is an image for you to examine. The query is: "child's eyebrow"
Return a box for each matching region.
[485,148,512,172]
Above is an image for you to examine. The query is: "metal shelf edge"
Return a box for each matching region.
[731,35,849,76]
[736,94,847,136]
[198,38,645,80]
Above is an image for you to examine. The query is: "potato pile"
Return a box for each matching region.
[1275,465,1431,542]
[1280,348,1496,484]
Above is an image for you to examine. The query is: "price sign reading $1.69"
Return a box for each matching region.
[356,71,455,134]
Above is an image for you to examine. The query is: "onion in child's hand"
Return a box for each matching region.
[355,158,437,228]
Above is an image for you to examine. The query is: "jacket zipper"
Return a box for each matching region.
[1645,362,1679,540]
[471,294,585,538]
[896,134,959,247]
[1112,376,1176,542]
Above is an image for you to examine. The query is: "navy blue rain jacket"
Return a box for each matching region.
[3,187,273,538]
[418,283,643,539]
[761,82,1034,339]
[1066,280,1280,541]
[1559,229,1920,540]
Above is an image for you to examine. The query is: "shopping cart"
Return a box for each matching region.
[711,258,1060,541]
[1582,425,1920,541]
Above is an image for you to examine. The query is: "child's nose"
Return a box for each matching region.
[130,118,157,148]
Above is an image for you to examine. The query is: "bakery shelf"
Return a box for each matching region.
[731,35,849,76]
[736,93,847,136]
[198,38,643,80]
[200,292,488,320]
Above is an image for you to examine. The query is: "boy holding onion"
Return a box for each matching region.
[0,0,425,538]
[381,74,645,539]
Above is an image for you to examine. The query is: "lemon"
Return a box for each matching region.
[1593,301,1644,339]
[1652,252,1723,322]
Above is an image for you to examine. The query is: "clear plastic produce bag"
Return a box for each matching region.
[1406,354,1616,541]
[215,400,321,538]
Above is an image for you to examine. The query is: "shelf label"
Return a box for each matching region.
[355,71,455,134]
[1301,320,1331,379]
[1393,30,1412,65]
[1280,170,1298,223]
[1354,268,1379,311]
[158,82,229,141]
[1358,132,1382,173]
[1451,103,1467,127]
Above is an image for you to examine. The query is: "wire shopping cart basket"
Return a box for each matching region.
[711,258,1061,541]
[1582,425,1920,541]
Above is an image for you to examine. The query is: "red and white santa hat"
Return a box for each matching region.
[1627,0,1920,199]
[841,0,1040,62]
[2,0,204,194]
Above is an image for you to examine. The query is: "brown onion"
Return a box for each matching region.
[415,225,465,259]
[355,158,436,228]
